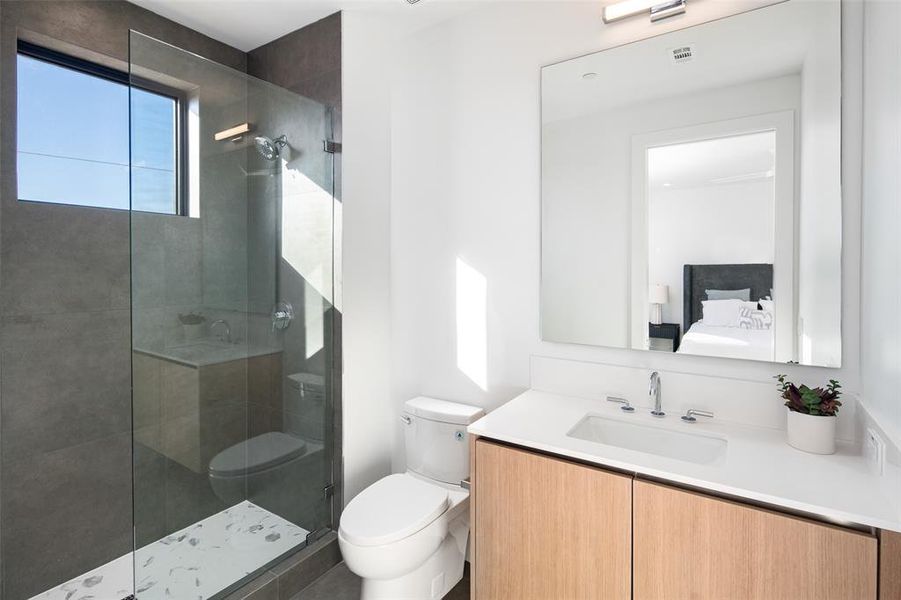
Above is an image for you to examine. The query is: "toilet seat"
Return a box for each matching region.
[209,432,307,477]
[339,473,449,547]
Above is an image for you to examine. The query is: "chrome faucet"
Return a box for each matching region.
[210,319,232,344]
[607,396,635,412]
[649,371,664,417]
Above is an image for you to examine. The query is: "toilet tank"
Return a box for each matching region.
[403,397,485,485]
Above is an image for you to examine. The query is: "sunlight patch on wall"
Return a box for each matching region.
[305,273,325,360]
[456,257,487,391]
[281,163,334,305]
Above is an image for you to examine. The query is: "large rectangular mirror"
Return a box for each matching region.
[541,0,841,367]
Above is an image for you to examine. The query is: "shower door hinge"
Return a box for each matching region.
[323,139,342,153]
[323,484,335,499]
[305,526,332,546]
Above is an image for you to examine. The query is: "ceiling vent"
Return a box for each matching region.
[669,44,695,65]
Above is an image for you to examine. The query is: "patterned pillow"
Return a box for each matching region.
[738,306,773,330]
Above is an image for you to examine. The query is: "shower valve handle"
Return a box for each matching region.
[271,301,295,332]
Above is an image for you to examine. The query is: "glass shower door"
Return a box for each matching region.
[128,31,337,599]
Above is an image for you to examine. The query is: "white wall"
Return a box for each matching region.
[860,0,901,450]
[343,0,867,486]
[649,179,775,325]
[341,10,395,503]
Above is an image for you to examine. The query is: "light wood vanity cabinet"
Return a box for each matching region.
[881,530,901,600]
[472,439,632,599]
[472,438,881,600]
[633,479,878,600]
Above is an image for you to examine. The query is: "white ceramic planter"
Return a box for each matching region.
[786,410,836,455]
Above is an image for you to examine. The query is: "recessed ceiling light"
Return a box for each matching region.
[582,72,599,80]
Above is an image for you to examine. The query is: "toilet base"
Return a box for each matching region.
[360,520,468,600]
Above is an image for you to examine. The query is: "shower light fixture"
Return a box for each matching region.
[603,0,686,23]
[214,122,252,142]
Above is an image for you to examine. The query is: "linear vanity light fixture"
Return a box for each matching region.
[214,122,252,142]
[603,0,686,23]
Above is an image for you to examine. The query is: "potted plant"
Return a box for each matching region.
[775,374,842,455]
[178,312,206,342]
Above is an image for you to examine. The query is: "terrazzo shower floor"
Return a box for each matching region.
[30,501,309,600]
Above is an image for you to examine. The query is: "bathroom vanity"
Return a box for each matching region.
[468,390,901,600]
[507,1,901,594]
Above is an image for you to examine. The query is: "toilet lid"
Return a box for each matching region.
[209,432,307,477]
[339,474,449,547]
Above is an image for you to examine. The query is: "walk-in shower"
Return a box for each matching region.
[18,31,339,600]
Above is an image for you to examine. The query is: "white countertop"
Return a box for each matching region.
[468,390,901,532]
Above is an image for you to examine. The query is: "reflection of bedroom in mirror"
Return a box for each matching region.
[648,133,778,360]
[540,0,841,368]
[635,119,793,363]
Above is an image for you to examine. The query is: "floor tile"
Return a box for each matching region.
[294,561,470,600]
[29,502,309,600]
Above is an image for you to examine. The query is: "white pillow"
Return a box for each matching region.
[738,306,773,330]
[759,299,775,315]
[741,301,760,312]
[701,299,743,327]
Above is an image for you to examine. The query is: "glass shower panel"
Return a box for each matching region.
[129,32,336,599]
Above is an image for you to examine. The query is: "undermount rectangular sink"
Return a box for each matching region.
[567,415,727,465]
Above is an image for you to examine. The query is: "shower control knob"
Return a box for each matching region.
[271,301,295,332]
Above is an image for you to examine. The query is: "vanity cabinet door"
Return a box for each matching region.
[633,480,878,600]
[881,530,901,600]
[472,439,631,600]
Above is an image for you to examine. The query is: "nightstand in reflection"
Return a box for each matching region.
[648,322,680,352]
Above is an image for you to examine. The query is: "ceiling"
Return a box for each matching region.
[648,130,775,190]
[129,0,464,52]
[131,0,355,51]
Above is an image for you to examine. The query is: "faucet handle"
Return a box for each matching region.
[607,396,635,412]
[681,409,714,423]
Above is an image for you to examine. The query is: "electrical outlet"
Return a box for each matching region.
[864,428,886,476]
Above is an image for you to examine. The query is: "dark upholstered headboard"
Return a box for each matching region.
[682,264,773,333]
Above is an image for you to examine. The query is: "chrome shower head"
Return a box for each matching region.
[254,134,287,161]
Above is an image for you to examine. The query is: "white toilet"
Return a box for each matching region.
[339,397,484,600]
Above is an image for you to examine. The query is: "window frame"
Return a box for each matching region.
[17,40,189,216]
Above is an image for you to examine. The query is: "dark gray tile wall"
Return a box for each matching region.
[0,2,244,598]
[247,13,341,109]
[247,11,342,207]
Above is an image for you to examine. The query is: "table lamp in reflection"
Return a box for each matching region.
[649,284,669,325]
